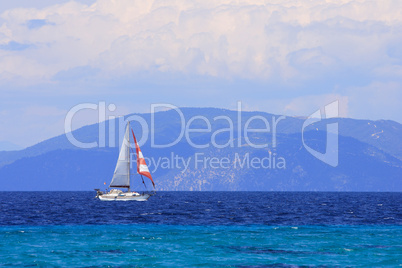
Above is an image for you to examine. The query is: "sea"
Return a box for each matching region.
[0,192,401,267]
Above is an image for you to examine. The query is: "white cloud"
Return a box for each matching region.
[0,0,401,146]
[0,0,401,84]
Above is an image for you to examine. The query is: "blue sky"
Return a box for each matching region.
[0,0,401,147]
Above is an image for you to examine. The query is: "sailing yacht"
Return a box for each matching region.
[95,122,155,201]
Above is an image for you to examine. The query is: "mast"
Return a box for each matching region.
[128,121,131,192]
[109,122,132,189]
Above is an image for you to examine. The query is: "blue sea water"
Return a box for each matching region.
[0,192,401,267]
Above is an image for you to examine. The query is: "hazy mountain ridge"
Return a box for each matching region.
[155,132,401,191]
[0,141,22,152]
[0,108,401,191]
[1,108,400,166]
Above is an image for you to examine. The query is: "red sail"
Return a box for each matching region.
[132,129,155,187]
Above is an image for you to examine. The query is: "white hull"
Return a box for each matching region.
[97,191,152,201]
[96,122,156,201]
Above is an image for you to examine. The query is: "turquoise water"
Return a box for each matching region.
[1,192,401,266]
[1,225,401,267]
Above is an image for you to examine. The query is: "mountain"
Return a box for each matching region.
[0,108,401,191]
[0,141,23,152]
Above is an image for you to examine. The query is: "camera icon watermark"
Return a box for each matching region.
[302,100,339,167]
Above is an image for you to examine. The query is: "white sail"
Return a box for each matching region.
[95,121,156,201]
[109,123,130,188]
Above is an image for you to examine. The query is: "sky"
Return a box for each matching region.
[0,0,401,148]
